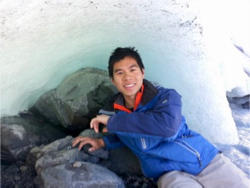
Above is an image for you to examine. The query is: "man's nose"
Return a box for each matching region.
[123,71,132,80]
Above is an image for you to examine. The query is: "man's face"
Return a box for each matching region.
[112,57,144,101]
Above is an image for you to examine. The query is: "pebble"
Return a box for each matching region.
[73,161,82,168]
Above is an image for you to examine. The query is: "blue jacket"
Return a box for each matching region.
[101,79,219,179]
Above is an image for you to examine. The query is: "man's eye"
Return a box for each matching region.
[117,72,122,75]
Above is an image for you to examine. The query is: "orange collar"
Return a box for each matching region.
[114,84,145,113]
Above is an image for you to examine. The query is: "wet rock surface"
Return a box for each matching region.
[30,131,155,187]
[1,161,36,188]
[30,67,117,131]
[1,128,156,187]
[1,114,67,163]
[34,162,125,188]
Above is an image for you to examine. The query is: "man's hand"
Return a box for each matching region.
[72,136,105,152]
[90,114,110,133]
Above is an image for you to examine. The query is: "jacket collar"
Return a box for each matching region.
[113,79,158,113]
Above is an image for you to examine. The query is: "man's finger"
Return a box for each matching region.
[78,139,90,150]
[90,119,94,129]
[72,136,85,147]
[94,123,99,133]
[90,118,98,129]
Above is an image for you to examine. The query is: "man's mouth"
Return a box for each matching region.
[124,84,135,88]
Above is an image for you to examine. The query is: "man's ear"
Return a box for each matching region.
[142,69,145,78]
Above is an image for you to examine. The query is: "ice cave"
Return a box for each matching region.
[1,1,250,145]
[1,0,250,187]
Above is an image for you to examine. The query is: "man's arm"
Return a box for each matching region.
[89,115,126,149]
[107,89,183,140]
[90,115,109,133]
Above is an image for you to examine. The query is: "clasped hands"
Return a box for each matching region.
[72,114,110,152]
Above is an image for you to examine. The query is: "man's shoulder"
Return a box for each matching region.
[143,79,182,103]
[143,79,173,97]
[99,93,119,115]
[144,79,168,92]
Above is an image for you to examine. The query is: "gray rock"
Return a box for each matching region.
[1,162,36,188]
[34,162,125,188]
[35,148,98,175]
[28,132,108,162]
[0,116,66,163]
[29,130,141,187]
[30,67,117,129]
[79,128,105,138]
[27,135,106,175]
[26,136,74,166]
[26,136,75,165]
[30,90,70,127]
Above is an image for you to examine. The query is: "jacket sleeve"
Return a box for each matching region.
[107,89,182,141]
[102,134,126,149]
[98,101,125,150]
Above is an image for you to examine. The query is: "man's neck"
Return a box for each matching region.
[124,96,135,109]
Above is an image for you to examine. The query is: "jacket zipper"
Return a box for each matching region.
[141,138,147,149]
[174,140,202,167]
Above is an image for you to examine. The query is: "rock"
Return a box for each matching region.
[30,67,117,130]
[35,148,98,175]
[120,173,157,188]
[1,161,36,188]
[5,128,154,187]
[27,136,104,174]
[0,115,66,163]
[29,131,146,187]
[34,162,125,188]
[26,136,76,166]
[73,161,82,168]
[79,128,105,138]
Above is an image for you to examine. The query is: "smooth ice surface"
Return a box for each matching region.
[1,0,250,144]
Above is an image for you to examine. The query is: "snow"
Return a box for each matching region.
[216,96,250,178]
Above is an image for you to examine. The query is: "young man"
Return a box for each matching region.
[72,47,249,187]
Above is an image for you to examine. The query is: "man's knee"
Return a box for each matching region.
[157,171,202,188]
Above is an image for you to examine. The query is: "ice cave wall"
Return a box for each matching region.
[1,0,250,144]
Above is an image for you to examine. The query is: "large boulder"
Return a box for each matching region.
[28,130,141,176]
[0,114,66,163]
[27,130,154,187]
[27,136,107,174]
[28,136,124,188]
[34,162,125,188]
[30,67,117,130]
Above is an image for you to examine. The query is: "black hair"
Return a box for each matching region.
[108,47,145,78]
